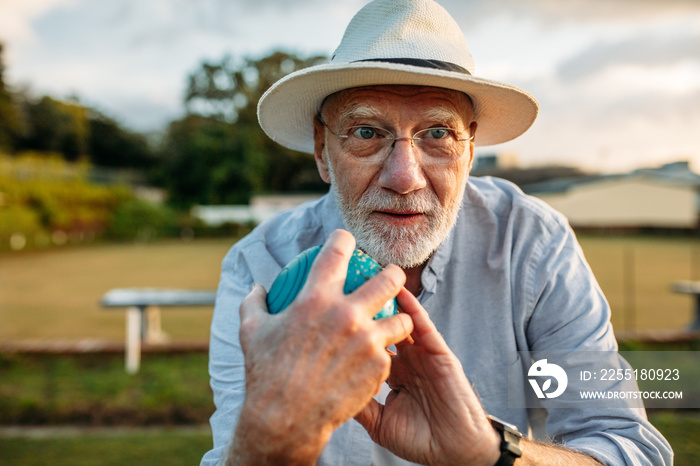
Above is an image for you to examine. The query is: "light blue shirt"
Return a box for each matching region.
[201,176,672,466]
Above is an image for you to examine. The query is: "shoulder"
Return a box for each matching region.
[463,176,570,238]
[222,193,337,284]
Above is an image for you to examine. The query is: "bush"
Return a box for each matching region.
[0,205,42,237]
[107,199,178,241]
[0,152,137,249]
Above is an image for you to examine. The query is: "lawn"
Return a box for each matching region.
[1,352,699,465]
[578,234,700,332]
[1,234,698,343]
[0,238,235,342]
[6,415,700,466]
[1,234,699,464]
[0,426,214,466]
[0,352,215,464]
[0,353,212,425]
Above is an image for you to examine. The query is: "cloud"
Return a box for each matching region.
[528,0,700,23]
[112,0,363,52]
[3,0,699,173]
[0,0,75,41]
[0,0,76,65]
[442,0,700,26]
[557,30,700,80]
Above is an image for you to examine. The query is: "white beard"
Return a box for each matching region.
[327,154,465,269]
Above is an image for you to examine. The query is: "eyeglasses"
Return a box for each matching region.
[318,117,474,165]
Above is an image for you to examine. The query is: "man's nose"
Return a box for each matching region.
[377,138,427,194]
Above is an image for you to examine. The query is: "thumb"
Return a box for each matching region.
[239,284,270,330]
[354,398,383,442]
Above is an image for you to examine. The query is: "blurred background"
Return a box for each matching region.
[1,0,699,464]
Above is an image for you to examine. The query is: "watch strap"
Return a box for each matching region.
[487,415,523,466]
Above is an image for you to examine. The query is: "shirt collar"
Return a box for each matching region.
[420,227,456,297]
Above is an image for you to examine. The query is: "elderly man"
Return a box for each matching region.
[202,0,672,465]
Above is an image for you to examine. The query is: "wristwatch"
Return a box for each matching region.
[487,415,523,466]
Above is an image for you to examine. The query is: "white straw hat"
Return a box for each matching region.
[257,0,539,153]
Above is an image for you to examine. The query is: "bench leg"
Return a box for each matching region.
[146,306,169,344]
[690,297,700,332]
[126,306,144,374]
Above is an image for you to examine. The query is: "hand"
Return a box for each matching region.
[229,230,414,465]
[355,288,501,466]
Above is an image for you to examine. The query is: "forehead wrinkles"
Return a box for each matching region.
[336,102,384,129]
[422,106,464,126]
[321,87,473,129]
[340,103,464,128]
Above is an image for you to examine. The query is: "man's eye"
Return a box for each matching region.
[352,127,377,139]
[426,128,450,139]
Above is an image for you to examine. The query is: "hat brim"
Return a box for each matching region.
[257,61,539,154]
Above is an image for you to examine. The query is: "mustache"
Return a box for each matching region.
[357,189,438,212]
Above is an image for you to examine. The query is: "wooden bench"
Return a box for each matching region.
[101,288,217,373]
[671,281,700,332]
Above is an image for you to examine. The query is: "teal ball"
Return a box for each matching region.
[266,245,398,319]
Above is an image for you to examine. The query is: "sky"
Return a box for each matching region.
[1,0,700,173]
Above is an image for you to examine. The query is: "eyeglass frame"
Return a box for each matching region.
[316,114,475,164]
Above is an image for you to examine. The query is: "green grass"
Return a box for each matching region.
[0,351,216,464]
[0,353,212,425]
[1,234,699,463]
[1,234,699,343]
[0,427,213,466]
[0,351,698,463]
[648,411,700,466]
[0,414,697,465]
[0,238,235,342]
[577,234,700,332]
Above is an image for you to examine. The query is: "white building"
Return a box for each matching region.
[191,193,323,226]
[523,162,700,230]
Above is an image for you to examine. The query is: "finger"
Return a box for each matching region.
[304,229,356,293]
[395,288,449,354]
[349,263,406,318]
[374,311,414,348]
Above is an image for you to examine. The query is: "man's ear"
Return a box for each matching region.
[467,121,478,171]
[313,118,331,184]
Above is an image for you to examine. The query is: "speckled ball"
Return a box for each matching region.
[266,245,398,319]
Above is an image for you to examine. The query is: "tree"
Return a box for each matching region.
[184,51,326,125]
[1,41,155,170]
[0,42,22,152]
[19,96,89,161]
[157,114,262,206]
[87,111,154,168]
[159,51,329,208]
